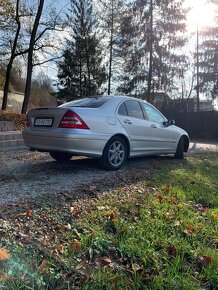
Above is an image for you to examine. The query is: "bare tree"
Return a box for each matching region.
[21,0,45,114]
[1,0,20,110]
[1,0,65,111]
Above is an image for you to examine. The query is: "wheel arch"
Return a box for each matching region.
[182,135,189,152]
[104,134,131,158]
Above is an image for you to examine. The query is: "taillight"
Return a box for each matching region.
[59,110,89,129]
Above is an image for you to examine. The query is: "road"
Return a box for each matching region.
[189,140,218,153]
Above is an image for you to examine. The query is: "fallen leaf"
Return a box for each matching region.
[156,194,163,203]
[165,212,173,219]
[76,260,87,270]
[211,214,218,220]
[109,212,116,220]
[174,220,181,226]
[131,263,144,272]
[89,248,94,262]
[169,197,178,203]
[167,245,176,256]
[15,232,32,244]
[0,248,11,261]
[38,259,49,274]
[26,210,33,217]
[52,244,65,255]
[97,206,109,211]
[71,240,81,252]
[70,207,80,217]
[183,225,195,236]
[17,232,29,238]
[197,255,213,267]
[146,187,156,194]
[64,224,72,230]
[100,256,112,266]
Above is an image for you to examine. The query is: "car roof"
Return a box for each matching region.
[60,95,149,111]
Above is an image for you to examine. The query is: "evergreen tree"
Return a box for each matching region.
[97,0,125,95]
[117,0,188,102]
[197,3,218,99]
[57,0,106,102]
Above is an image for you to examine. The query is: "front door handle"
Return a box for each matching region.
[151,124,157,128]
[124,119,132,124]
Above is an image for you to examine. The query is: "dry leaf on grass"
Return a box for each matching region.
[108,212,116,220]
[38,259,49,274]
[71,240,81,252]
[197,255,213,267]
[26,209,33,217]
[0,248,11,261]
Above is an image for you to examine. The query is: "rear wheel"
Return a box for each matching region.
[175,137,184,159]
[100,136,127,170]
[49,151,73,162]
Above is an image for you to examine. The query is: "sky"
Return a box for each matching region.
[186,0,216,31]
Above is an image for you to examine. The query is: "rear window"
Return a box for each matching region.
[60,97,111,108]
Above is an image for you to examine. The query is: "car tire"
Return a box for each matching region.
[175,137,184,159]
[49,151,73,162]
[100,136,127,170]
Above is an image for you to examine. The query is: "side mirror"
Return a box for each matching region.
[163,119,175,126]
[168,119,175,126]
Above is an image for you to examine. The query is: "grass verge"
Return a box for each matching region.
[0,153,218,289]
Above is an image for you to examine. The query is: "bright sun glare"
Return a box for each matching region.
[187,0,216,31]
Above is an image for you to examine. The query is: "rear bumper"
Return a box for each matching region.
[22,128,110,157]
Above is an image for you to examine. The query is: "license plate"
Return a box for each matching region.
[34,118,53,127]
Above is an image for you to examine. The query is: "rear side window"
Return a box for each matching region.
[60,97,111,108]
[124,100,144,119]
[118,102,128,116]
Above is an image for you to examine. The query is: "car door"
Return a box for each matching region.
[116,100,152,154]
[141,102,178,151]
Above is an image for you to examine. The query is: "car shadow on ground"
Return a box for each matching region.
[30,154,180,174]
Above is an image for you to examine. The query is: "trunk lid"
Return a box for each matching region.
[27,107,69,130]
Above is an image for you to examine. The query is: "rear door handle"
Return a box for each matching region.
[124,119,132,124]
[151,124,157,128]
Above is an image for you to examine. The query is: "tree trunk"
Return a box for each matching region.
[1,0,20,111]
[147,0,153,103]
[21,0,44,114]
[85,37,91,96]
[108,0,114,96]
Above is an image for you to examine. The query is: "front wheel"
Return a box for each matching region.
[175,137,184,159]
[49,151,73,162]
[100,136,127,170]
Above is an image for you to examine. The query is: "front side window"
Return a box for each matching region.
[143,103,165,124]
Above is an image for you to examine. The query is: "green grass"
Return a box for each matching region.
[0,153,218,289]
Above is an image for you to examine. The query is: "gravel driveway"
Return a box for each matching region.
[0,140,217,206]
[0,149,120,205]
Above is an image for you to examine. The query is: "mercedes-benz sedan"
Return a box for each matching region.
[23,96,189,170]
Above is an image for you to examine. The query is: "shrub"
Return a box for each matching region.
[0,110,26,130]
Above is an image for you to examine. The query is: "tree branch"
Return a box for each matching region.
[33,55,62,66]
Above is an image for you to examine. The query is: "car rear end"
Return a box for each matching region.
[23,97,117,157]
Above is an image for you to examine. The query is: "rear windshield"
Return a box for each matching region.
[60,97,111,108]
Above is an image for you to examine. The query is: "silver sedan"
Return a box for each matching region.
[23,96,189,170]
